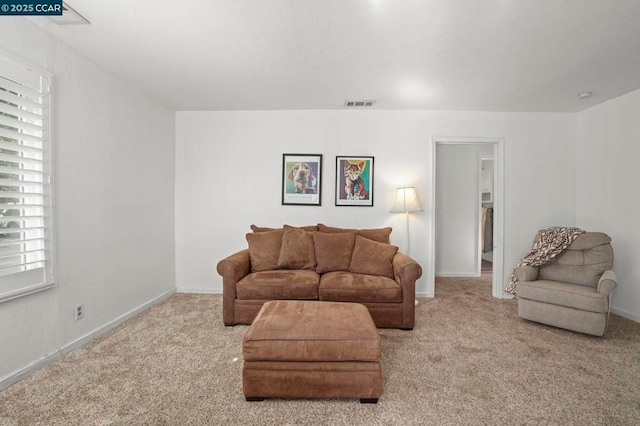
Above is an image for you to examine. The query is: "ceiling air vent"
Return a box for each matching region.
[50,2,90,25]
[344,100,376,107]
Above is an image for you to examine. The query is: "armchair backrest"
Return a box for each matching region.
[537,232,613,287]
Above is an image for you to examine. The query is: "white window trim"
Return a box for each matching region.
[0,50,56,304]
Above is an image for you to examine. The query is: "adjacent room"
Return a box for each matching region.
[1,1,639,424]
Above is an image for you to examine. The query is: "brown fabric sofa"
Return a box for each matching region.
[217,224,423,329]
[515,231,616,336]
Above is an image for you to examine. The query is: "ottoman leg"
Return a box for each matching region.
[245,397,265,402]
[360,398,378,404]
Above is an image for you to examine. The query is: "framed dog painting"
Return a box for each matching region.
[335,156,374,206]
[282,154,322,206]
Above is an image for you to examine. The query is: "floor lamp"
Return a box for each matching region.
[390,187,423,256]
[391,187,423,307]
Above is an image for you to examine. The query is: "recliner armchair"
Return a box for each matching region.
[515,232,616,337]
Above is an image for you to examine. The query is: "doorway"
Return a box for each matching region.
[427,137,505,299]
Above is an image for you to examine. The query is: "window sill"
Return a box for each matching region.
[0,282,56,304]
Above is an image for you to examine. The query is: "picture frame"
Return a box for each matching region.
[282,153,322,206]
[335,156,374,206]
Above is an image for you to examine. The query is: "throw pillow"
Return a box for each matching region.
[349,235,398,278]
[313,231,356,273]
[317,223,392,244]
[246,230,283,272]
[277,227,316,270]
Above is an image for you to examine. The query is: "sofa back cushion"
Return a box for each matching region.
[317,223,392,244]
[251,224,319,232]
[277,227,317,270]
[349,235,398,278]
[246,230,283,272]
[538,232,613,287]
[313,231,356,273]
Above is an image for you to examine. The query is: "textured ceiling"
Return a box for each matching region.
[31,0,640,112]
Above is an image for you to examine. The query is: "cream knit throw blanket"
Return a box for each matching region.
[506,227,585,294]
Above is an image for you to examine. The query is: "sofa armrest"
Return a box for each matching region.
[217,249,251,325]
[393,252,422,286]
[514,265,539,282]
[393,252,423,329]
[597,270,617,297]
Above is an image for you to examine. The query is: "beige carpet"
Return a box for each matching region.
[1,277,639,425]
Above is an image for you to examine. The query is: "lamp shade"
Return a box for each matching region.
[390,187,423,213]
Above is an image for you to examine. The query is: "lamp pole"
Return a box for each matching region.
[405,211,411,256]
[390,187,423,256]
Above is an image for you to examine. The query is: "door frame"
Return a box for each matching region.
[478,155,494,276]
[428,136,505,298]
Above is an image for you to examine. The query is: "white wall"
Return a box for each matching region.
[576,88,640,322]
[0,20,175,386]
[175,110,576,297]
[435,144,493,276]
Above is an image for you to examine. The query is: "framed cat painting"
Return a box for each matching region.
[335,156,374,206]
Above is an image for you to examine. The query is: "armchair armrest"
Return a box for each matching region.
[217,249,251,325]
[597,270,617,297]
[393,252,423,329]
[514,265,539,282]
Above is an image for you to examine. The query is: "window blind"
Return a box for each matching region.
[0,53,54,302]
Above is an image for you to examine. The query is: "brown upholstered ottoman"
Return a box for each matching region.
[242,300,382,403]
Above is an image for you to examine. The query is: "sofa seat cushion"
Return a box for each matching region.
[237,270,320,300]
[319,271,402,303]
[516,280,608,313]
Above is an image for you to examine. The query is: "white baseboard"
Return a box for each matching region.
[611,306,640,323]
[176,287,221,294]
[435,273,482,278]
[0,289,175,391]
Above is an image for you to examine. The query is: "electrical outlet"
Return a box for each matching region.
[75,304,84,320]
